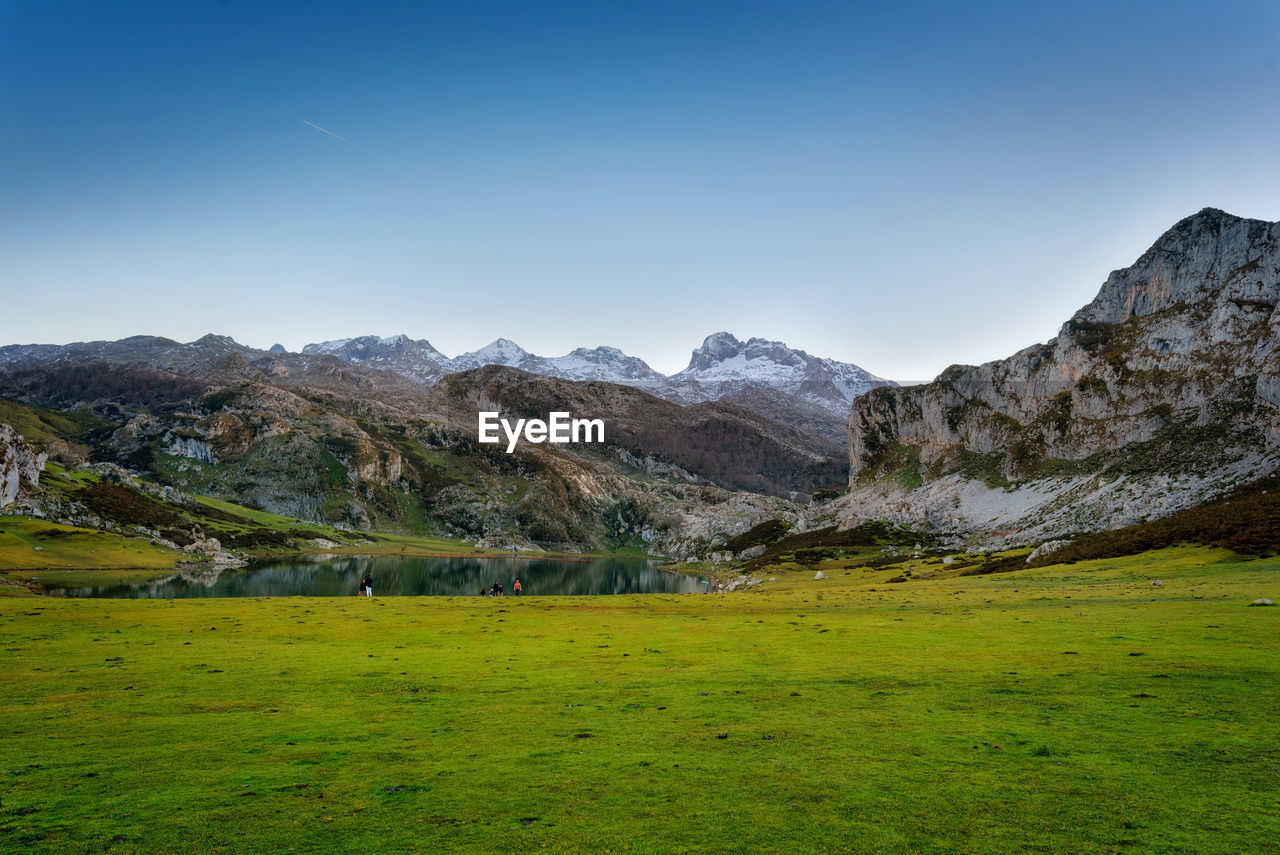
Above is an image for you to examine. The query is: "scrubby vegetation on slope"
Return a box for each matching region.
[737,520,940,574]
[1030,474,1280,565]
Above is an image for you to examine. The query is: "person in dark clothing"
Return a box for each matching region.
[361,574,374,597]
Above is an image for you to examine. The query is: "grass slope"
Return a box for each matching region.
[0,517,181,595]
[1,546,1276,853]
[0,511,493,595]
[0,399,105,450]
[1,466,494,592]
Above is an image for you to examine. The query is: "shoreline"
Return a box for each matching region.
[2,547,669,597]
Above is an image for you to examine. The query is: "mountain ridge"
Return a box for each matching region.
[835,206,1280,545]
[299,331,885,389]
[1,330,889,444]
[297,330,893,440]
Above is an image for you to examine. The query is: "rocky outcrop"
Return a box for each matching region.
[0,423,46,508]
[165,434,216,463]
[1025,539,1071,563]
[104,382,413,528]
[843,208,1280,544]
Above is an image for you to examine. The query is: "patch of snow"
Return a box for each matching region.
[302,338,353,354]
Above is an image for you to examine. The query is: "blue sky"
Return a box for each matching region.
[2,1,1278,379]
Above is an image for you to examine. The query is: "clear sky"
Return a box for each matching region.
[2,1,1278,380]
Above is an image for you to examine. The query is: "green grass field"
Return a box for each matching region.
[0,517,182,593]
[1,546,1276,853]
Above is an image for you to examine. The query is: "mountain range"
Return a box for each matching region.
[0,331,862,555]
[303,335,664,384]
[0,332,890,444]
[2,207,1277,557]
[300,331,892,438]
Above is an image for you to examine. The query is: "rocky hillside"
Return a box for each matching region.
[839,207,1280,544]
[424,366,846,498]
[0,357,819,558]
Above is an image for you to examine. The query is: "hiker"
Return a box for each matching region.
[513,579,522,596]
[357,576,367,597]
[362,574,374,598]
[496,582,504,596]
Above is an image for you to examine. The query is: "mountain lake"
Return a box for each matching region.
[41,554,709,598]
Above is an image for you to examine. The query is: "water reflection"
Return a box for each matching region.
[44,554,708,598]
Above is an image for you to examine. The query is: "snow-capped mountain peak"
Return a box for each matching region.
[680,332,828,376]
[544,346,663,382]
[452,338,532,371]
[302,334,447,362]
[299,334,451,383]
[483,337,521,354]
[671,331,891,418]
[302,337,352,354]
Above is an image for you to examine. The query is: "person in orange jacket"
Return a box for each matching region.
[513,579,522,595]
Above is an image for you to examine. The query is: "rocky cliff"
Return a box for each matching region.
[1,423,46,508]
[841,208,1280,543]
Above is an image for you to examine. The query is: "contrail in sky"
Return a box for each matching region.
[302,119,376,155]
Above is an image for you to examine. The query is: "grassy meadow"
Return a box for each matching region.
[1,545,1276,853]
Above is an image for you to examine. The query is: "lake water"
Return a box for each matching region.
[43,554,709,598]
